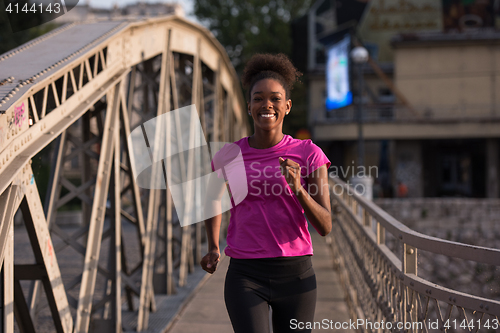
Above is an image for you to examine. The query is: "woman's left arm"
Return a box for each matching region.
[280,158,332,236]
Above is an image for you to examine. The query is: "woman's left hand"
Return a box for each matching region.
[279,157,302,195]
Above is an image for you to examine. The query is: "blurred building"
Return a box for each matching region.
[294,0,500,198]
[51,1,184,23]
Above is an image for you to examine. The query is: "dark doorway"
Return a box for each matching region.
[422,139,486,197]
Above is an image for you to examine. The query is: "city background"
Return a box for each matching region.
[4,0,499,200]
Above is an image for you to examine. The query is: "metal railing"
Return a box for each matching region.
[329,176,500,332]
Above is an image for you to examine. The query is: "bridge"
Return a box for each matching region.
[0,15,499,333]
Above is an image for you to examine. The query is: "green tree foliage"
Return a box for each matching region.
[194,0,313,136]
[0,0,59,55]
[194,0,312,72]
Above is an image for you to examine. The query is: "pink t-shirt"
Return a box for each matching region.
[211,135,331,259]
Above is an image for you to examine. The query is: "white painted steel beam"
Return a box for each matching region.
[0,15,249,333]
[20,173,74,333]
[75,82,121,333]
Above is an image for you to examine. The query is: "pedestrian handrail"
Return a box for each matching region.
[329,176,500,332]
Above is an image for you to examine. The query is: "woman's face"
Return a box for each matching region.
[248,78,291,132]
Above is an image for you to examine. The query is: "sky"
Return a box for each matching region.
[86,0,196,19]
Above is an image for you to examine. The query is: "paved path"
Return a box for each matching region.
[166,232,354,333]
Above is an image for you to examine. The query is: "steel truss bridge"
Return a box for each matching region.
[0,16,247,333]
[0,15,498,333]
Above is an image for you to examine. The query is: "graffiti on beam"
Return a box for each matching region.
[0,103,26,149]
[14,103,26,128]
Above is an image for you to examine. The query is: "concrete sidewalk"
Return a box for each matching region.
[165,232,354,333]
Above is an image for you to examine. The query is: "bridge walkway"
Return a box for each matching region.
[165,231,354,333]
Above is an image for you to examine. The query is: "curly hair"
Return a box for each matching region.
[241,53,302,100]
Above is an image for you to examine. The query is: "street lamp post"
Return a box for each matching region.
[350,46,369,169]
[349,46,373,200]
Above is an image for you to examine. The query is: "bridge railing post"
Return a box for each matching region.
[403,243,417,325]
[376,220,385,245]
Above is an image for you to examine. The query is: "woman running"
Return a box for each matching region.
[200,53,332,333]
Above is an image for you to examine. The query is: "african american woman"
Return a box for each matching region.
[200,53,332,333]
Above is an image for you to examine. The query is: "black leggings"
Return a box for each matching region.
[224,256,317,333]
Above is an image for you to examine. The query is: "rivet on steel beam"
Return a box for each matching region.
[399,235,403,240]
[480,303,484,309]
[485,305,489,311]
[410,282,414,287]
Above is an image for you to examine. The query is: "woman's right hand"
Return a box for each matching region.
[200,250,220,274]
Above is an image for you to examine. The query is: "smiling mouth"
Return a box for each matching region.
[259,113,276,118]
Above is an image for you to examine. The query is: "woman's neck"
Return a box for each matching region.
[249,130,284,149]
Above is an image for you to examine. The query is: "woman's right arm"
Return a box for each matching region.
[200,171,226,274]
[200,215,222,274]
